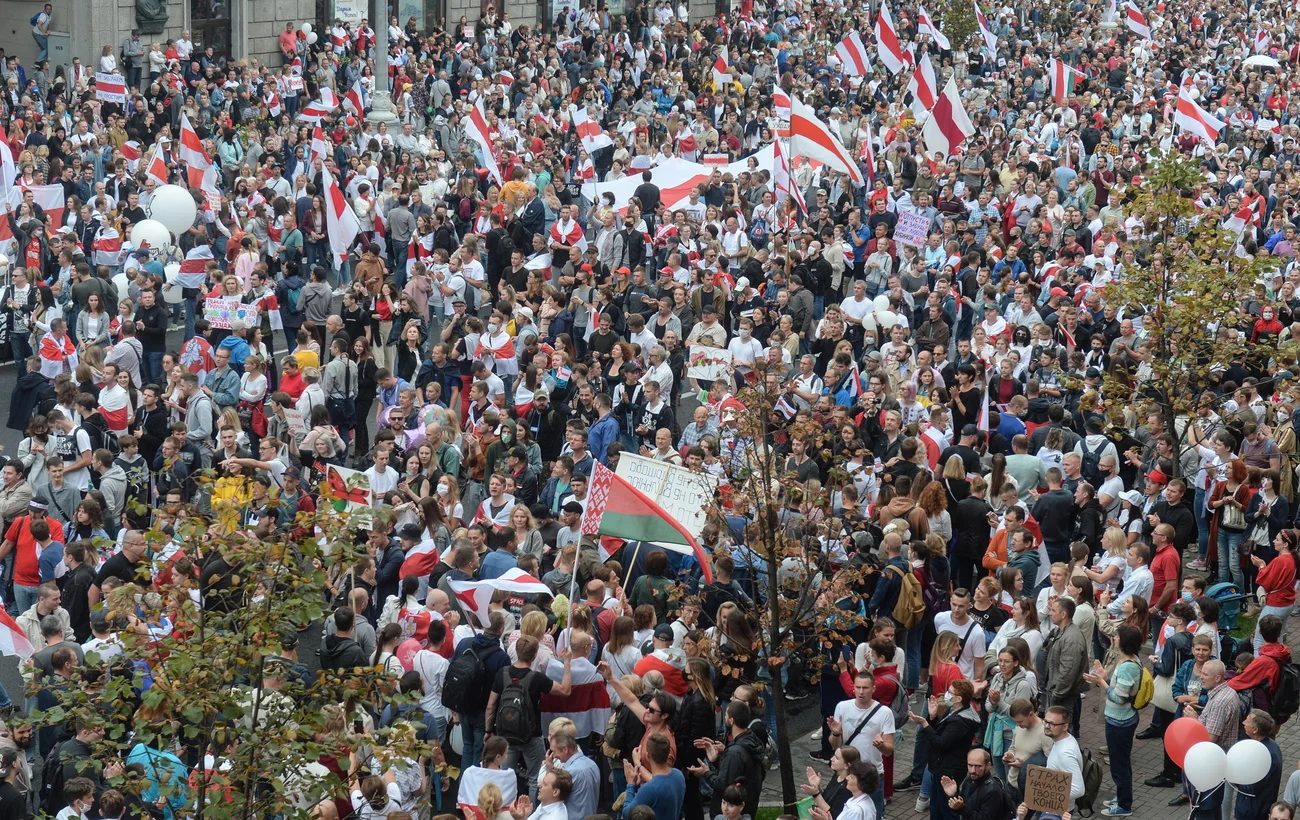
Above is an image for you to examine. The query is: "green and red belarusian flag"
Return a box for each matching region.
[1050,59,1086,104]
[581,462,713,583]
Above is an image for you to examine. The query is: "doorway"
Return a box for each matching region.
[190,0,232,58]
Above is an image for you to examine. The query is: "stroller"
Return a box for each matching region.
[1207,581,1256,659]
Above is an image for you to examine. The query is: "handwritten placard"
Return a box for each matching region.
[894,210,931,249]
[203,297,259,330]
[686,345,732,381]
[1024,765,1073,816]
[282,407,307,439]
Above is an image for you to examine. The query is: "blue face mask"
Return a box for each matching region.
[1181,591,1194,602]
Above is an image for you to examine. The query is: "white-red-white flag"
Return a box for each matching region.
[1255,27,1272,53]
[0,609,32,660]
[908,53,939,118]
[342,80,368,117]
[571,105,614,155]
[859,118,878,184]
[297,88,339,122]
[121,140,141,172]
[789,93,865,185]
[772,87,791,119]
[921,77,976,159]
[974,1,999,52]
[310,126,329,168]
[712,54,731,88]
[177,244,214,288]
[773,138,805,214]
[1049,59,1086,104]
[916,5,952,50]
[1125,1,1152,39]
[465,98,503,186]
[834,31,872,76]
[1174,86,1224,144]
[142,144,169,186]
[874,0,908,75]
[322,166,361,266]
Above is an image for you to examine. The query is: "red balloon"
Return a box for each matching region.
[1165,717,1210,768]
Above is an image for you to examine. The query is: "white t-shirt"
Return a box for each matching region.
[933,613,986,679]
[441,271,466,313]
[410,648,449,715]
[833,698,894,773]
[364,465,399,500]
[1045,732,1085,800]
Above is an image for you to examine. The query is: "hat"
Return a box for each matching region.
[866,350,883,362]
[658,266,674,275]
[283,466,300,481]
[961,424,978,437]
[27,500,46,510]
[534,389,550,401]
[135,247,151,257]
[616,266,631,275]
[1049,286,1068,298]
[56,226,74,235]
[736,277,750,290]
[255,506,276,519]
[580,263,594,273]
[702,304,717,314]
[397,522,424,541]
[514,305,534,322]
[983,303,998,312]
[452,295,466,304]
[1146,467,1170,485]
[561,501,584,514]
[653,624,675,642]
[1120,489,1144,507]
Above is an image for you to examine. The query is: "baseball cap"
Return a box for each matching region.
[534,389,549,401]
[561,501,584,514]
[653,624,675,642]
[283,466,301,481]
[1049,286,1068,298]
[398,522,424,541]
[515,306,534,322]
[452,295,466,304]
[960,424,978,437]
[28,500,47,511]
[1120,489,1144,507]
[1146,468,1170,485]
[616,266,631,275]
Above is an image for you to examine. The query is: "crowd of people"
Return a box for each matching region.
[4,0,1300,819]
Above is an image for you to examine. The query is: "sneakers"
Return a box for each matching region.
[915,797,930,813]
[808,751,831,764]
[894,775,921,792]
[332,286,350,297]
[1188,558,1207,570]
[809,729,822,741]
[1101,807,1132,816]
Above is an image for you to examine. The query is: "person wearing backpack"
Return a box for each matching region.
[447,610,512,770]
[276,262,307,351]
[1080,624,1146,817]
[1228,613,1298,725]
[1073,420,1117,485]
[485,634,573,800]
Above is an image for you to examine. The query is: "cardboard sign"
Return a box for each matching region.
[615,452,718,542]
[1024,765,1073,816]
[894,210,931,249]
[203,297,259,330]
[282,408,308,439]
[686,345,732,381]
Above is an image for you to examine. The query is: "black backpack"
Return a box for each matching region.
[39,742,66,814]
[442,645,490,713]
[1270,657,1300,724]
[494,667,539,743]
[1080,437,1106,484]
[1076,748,1105,816]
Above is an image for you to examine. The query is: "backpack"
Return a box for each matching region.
[1075,747,1104,816]
[494,667,539,743]
[457,196,474,221]
[284,282,304,314]
[1130,661,1154,709]
[39,742,66,815]
[1269,657,1300,724]
[881,672,910,726]
[886,564,926,628]
[995,775,1020,818]
[442,645,490,713]
[29,12,40,25]
[1080,437,1106,485]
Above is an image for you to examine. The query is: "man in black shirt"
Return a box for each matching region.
[89,530,150,607]
[632,171,660,214]
[487,634,573,798]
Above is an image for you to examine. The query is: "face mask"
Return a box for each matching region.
[944,692,954,706]
[1181,591,1194,602]
[739,329,750,339]
[437,483,450,497]
[502,432,513,443]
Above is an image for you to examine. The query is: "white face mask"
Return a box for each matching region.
[944,692,954,706]
[739,329,750,339]
[437,483,450,497]
[488,323,500,334]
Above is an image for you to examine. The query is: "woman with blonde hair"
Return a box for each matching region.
[940,453,970,507]
[507,609,555,672]
[507,503,544,563]
[1085,526,1129,594]
[600,616,641,705]
[476,782,511,820]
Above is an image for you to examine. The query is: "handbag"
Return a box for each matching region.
[1152,674,1177,712]
[1222,498,1246,530]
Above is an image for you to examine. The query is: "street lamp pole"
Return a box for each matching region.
[367,0,398,123]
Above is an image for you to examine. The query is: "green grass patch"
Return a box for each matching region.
[1233,612,1258,640]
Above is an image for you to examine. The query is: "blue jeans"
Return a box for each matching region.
[13,584,38,615]
[902,624,921,690]
[1256,604,1296,651]
[144,351,164,386]
[1105,717,1138,811]
[1218,529,1246,589]
[33,34,47,62]
[460,710,486,769]
[184,294,197,341]
[1195,487,1210,560]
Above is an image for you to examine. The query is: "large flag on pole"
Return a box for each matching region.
[580,463,714,583]
[322,166,361,268]
[974,1,999,52]
[465,98,503,186]
[916,5,951,50]
[571,105,614,154]
[907,53,939,118]
[921,77,976,159]
[874,0,909,75]
[772,138,805,214]
[0,610,32,660]
[297,88,339,122]
[1174,86,1224,144]
[834,31,872,76]
[788,94,865,186]
[1125,1,1152,39]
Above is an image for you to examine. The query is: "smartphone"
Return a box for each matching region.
[353,719,363,734]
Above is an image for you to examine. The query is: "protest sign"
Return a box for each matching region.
[1024,765,1073,816]
[615,452,718,542]
[687,346,732,381]
[203,298,259,330]
[894,210,931,249]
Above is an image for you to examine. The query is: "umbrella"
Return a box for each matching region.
[1244,55,1281,68]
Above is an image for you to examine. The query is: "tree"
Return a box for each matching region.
[27,483,430,820]
[933,0,978,51]
[698,362,872,812]
[1097,152,1282,472]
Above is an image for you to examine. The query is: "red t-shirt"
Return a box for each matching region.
[4,515,66,588]
[1150,544,1182,610]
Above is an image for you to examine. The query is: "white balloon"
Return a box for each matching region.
[875,310,898,329]
[300,22,312,33]
[872,294,891,311]
[161,264,184,304]
[111,273,130,303]
[1184,741,1228,792]
[1226,739,1273,786]
[449,723,463,755]
[148,184,197,236]
[307,32,319,45]
[129,219,171,251]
